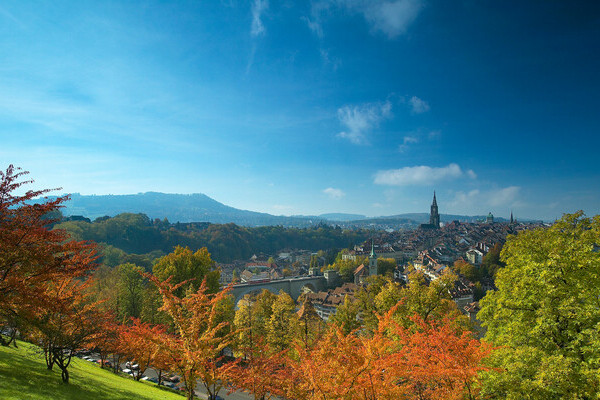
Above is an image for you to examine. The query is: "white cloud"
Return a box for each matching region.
[362,0,424,38]
[408,95,430,114]
[489,186,520,207]
[251,0,268,37]
[323,187,345,199]
[374,163,476,186]
[449,186,522,212]
[337,100,392,144]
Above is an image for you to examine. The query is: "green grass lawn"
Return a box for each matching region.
[0,341,183,400]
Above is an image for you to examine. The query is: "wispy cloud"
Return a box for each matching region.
[251,0,269,37]
[398,135,418,152]
[337,100,392,144]
[449,186,521,211]
[374,163,476,186]
[320,49,341,70]
[408,95,430,114]
[361,0,424,38]
[323,187,345,199]
[306,0,424,39]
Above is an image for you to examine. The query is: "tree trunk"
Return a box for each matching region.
[61,367,69,384]
[45,346,54,370]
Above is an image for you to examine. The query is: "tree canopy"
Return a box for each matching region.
[479,212,600,398]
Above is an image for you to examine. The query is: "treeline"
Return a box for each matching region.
[53,213,370,264]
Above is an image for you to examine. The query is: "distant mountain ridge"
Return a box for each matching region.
[62,192,316,227]
[59,192,516,227]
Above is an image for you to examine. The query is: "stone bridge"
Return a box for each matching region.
[230,275,329,304]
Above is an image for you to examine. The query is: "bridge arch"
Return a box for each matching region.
[230,276,327,305]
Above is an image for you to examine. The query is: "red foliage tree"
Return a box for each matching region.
[29,276,102,383]
[224,338,288,400]
[119,318,168,381]
[0,165,97,345]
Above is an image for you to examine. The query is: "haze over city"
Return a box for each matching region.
[1,1,598,221]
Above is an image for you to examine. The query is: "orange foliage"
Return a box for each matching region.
[30,275,102,383]
[281,306,490,400]
[119,318,168,380]
[224,338,288,400]
[146,274,234,400]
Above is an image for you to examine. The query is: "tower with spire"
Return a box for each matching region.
[368,238,378,276]
[429,191,440,228]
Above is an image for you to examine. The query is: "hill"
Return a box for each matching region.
[57,192,521,228]
[61,192,317,227]
[0,341,181,400]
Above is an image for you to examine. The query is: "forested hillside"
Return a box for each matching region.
[54,213,371,264]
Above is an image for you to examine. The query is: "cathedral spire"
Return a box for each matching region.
[429,191,440,228]
[369,238,377,276]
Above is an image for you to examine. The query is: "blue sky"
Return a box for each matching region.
[1,1,598,221]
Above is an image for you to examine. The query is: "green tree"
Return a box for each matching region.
[233,290,278,355]
[481,242,504,279]
[152,246,220,296]
[478,212,600,399]
[452,259,478,283]
[116,263,146,320]
[329,295,360,335]
[392,271,466,330]
[377,257,396,276]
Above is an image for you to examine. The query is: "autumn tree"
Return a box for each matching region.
[233,289,277,356]
[119,318,167,380]
[30,276,101,383]
[224,338,288,400]
[283,306,490,400]
[296,297,324,348]
[478,212,600,398]
[147,274,234,400]
[266,291,298,352]
[0,165,97,345]
[86,311,122,370]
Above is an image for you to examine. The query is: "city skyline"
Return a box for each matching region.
[1,1,599,221]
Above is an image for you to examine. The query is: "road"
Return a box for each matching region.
[141,367,255,400]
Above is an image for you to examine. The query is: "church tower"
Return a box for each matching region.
[368,239,378,276]
[429,191,440,228]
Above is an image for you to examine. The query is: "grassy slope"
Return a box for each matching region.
[0,341,182,400]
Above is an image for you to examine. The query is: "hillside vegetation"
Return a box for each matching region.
[54,213,370,263]
[0,341,181,400]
